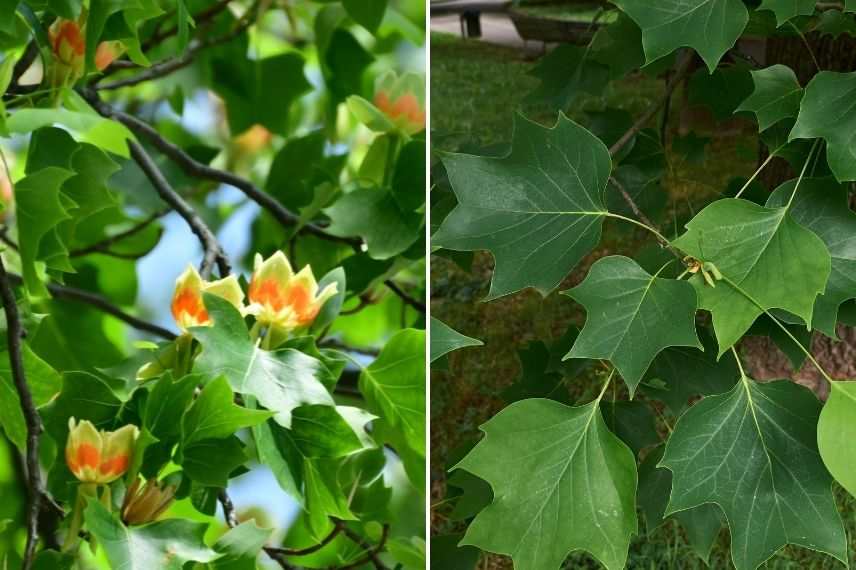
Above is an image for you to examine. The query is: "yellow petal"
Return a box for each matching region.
[203,274,244,310]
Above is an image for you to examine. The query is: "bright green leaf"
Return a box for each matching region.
[192,295,334,428]
[671,198,831,355]
[817,380,856,499]
[84,499,220,568]
[342,0,388,34]
[182,376,273,446]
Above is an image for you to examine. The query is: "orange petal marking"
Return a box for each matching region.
[99,453,129,476]
[52,21,85,58]
[250,279,287,312]
[76,442,101,471]
[172,288,209,324]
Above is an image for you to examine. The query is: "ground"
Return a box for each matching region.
[430,31,856,569]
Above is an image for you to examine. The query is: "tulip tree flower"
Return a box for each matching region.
[47,17,125,86]
[171,264,244,331]
[121,478,177,526]
[65,418,139,485]
[245,251,337,345]
[346,71,425,136]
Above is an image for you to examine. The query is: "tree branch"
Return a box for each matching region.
[384,280,425,313]
[0,256,48,570]
[81,91,361,248]
[127,140,230,278]
[6,273,177,340]
[95,2,258,90]
[69,209,167,259]
[609,50,694,157]
[339,524,390,570]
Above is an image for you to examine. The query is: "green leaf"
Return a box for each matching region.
[192,295,335,428]
[359,329,425,457]
[737,65,803,132]
[431,534,481,570]
[589,13,645,79]
[342,0,387,33]
[182,376,273,446]
[143,372,198,441]
[43,371,122,444]
[767,178,856,337]
[564,256,700,394]
[430,318,482,363]
[84,499,220,568]
[212,53,311,136]
[501,341,569,404]
[661,377,847,570]
[641,329,739,413]
[0,343,62,452]
[265,130,326,211]
[212,520,273,569]
[14,166,74,297]
[290,404,375,458]
[688,65,754,121]
[671,198,831,355]
[6,108,135,158]
[457,397,637,570]
[182,436,246,487]
[818,380,856,499]
[637,445,723,564]
[611,0,748,72]
[324,29,374,104]
[324,188,423,260]
[790,71,856,181]
[526,44,610,111]
[600,400,659,457]
[393,139,426,212]
[816,9,856,37]
[758,0,816,25]
[432,113,611,299]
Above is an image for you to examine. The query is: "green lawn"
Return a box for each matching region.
[429,31,856,570]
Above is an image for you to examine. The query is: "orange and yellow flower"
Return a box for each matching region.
[245,251,337,333]
[47,18,126,86]
[373,72,425,135]
[171,265,244,331]
[66,418,138,484]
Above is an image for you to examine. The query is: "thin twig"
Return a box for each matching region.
[384,280,425,313]
[266,523,344,556]
[128,141,230,278]
[218,490,300,570]
[0,256,46,570]
[6,273,177,340]
[81,92,360,248]
[339,524,390,570]
[69,209,167,258]
[96,2,258,90]
[609,50,694,157]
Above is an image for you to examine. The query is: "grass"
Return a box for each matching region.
[429,31,856,569]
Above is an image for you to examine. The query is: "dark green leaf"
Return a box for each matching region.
[661,377,847,570]
[737,64,803,131]
[457,397,637,570]
[432,114,611,299]
[564,255,701,394]
[429,318,482,363]
[342,0,387,33]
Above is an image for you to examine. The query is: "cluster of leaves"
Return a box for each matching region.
[431,1,856,569]
[0,0,425,568]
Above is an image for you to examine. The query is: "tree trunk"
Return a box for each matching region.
[759,31,856,188]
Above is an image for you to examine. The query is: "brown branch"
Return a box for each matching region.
[609,50,694,157]
[218,490,299,570]
[10,42,39,92]
[384,280,425,313]
[127,140,230,278]
[81,91,361,248]
[0,257,48,570]
[6,273,177,340]
[266,523,343,556]
[339,524,390,570]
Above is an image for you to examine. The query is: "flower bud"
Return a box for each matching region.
[121,478,176,526]
[49,19,86,74]
[171,265,245,331]
[373,72,425,135]
[95,40,125,71]
[66,418,139,484]
[245,251,337,333]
